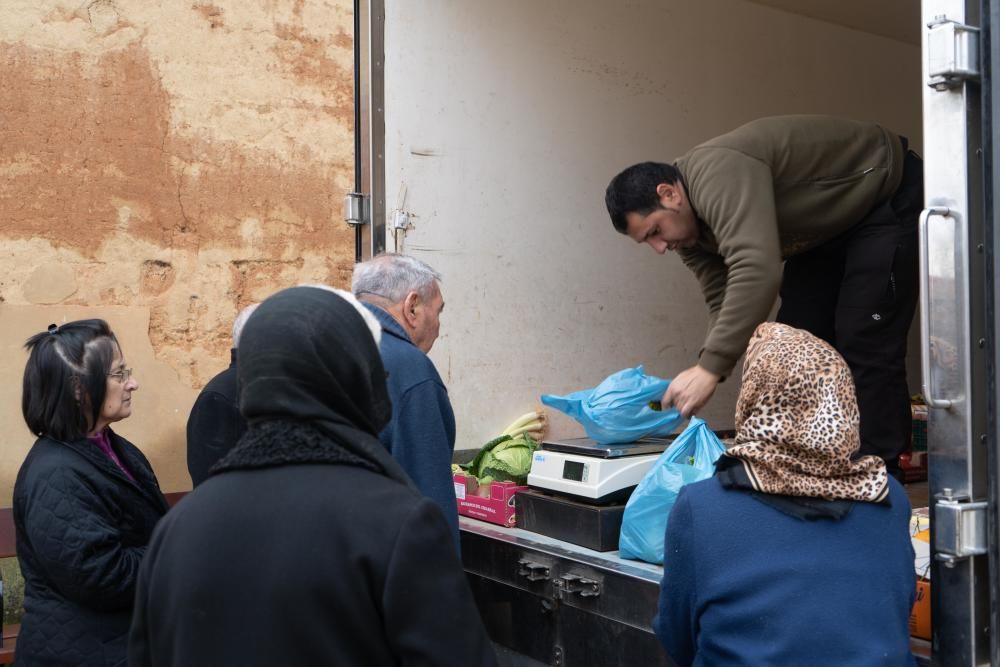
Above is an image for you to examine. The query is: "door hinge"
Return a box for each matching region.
[934,491,988,567]
[344,192,370,226]
[926,16,980,91]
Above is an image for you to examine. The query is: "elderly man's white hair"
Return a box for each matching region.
[298,284,382,346]
[351,253,442,304]
[231,303,261,349]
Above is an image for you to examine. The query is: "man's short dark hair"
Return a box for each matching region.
[22,319,120,441]
[605,162,682,234]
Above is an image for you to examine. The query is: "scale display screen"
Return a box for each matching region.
[562,460,586,482]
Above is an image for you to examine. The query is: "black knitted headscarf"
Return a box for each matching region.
[211,286,414,490]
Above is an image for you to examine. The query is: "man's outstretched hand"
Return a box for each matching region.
[662,365,721,418]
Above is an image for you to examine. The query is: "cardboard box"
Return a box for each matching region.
[909,508,931,640]
[453,473,526,527]
[909,578,931,640]
[911,509,931,580]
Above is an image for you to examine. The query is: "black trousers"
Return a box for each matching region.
[776,149,923,476]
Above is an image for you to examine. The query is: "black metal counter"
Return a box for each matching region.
[460,516,932,667]
[459,516,670,666]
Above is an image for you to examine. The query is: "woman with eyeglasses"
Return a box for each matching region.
[14,319,167,667]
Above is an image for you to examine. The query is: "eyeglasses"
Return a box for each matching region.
[107,367,133,383]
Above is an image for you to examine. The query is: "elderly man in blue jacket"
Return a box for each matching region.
[352,253,458,546]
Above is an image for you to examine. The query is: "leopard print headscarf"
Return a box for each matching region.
[724,322,889,503]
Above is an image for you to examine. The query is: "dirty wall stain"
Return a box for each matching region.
[0,40,357,383]
[1,41,354,257]
[1,43,177,253]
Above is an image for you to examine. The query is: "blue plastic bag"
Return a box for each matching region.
[540,366,683,445]
[618,417,725,564]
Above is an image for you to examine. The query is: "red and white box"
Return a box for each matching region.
[453,473,526,528]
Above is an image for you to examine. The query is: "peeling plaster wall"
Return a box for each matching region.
[0,0,356,502]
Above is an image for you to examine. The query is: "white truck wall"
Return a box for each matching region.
[384,0,922,450]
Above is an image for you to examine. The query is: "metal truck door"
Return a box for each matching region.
[983,2,1000,665]
[920,0,993,663]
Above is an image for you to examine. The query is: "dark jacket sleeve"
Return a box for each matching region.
[23,466,146,611]
[391,380,460,546]
[187,391,244,486]
[655,488,697,667]
[382,498,497,667]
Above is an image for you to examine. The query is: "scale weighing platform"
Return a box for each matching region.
[527,435,676,504]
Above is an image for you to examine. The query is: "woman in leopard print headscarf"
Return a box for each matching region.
[717,321,890,508]
[655,322,916,667]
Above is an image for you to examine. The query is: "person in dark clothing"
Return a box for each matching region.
[128,286,497,667]
[655,323,915,667]
[14,319,168,667]
[186,302,259,486]
[606,116,923,478]
[352,254,460,546]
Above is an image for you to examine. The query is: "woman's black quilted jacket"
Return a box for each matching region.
[13,431,167,666]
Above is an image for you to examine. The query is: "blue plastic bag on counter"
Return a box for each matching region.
[618,417,725,564]
[540,366,683,445]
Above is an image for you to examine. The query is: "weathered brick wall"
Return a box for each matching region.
[0,0,356,501]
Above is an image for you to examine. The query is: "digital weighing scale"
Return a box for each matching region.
[527,435,676,504]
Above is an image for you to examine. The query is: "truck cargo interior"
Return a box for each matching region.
[355,0,998,664]
[373,0,924,447]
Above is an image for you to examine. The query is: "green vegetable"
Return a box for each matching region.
[686,455,695,465]
[461,433,540,486]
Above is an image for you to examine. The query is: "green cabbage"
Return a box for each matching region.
[462,433,540,486]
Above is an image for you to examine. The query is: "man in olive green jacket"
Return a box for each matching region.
[606,115,923,477]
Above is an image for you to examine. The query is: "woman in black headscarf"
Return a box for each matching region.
[128,286,497,667]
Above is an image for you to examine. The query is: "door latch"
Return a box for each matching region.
[517,559,551,582]
[926,16,980,90]
[934,489,987,567]
[554,573,601,598]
